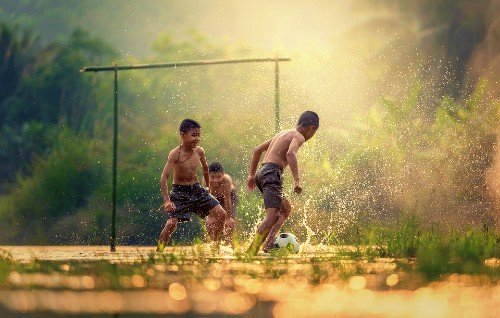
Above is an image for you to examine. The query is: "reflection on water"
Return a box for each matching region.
[0,246,498,317]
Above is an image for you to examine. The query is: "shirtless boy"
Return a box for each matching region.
[208,162,238,246]
[246,111,319,255]
[157,119,227,252]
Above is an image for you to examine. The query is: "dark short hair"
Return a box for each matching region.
[179,119,201,133]
[209,162,224,173]
[297,111,319,127]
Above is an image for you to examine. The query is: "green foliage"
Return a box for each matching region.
[360,0,492,98]
[0,122,52,178]
[369,214,421,258]
[0,25,114,187]
[0,23,38,112]
[0,248,14,284]
[317,80,498,235]
[4,28,114,131]
[417,229,500,280]
[0,129,105,243]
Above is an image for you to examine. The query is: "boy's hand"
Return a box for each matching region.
[163,201,176,212]
[293,180,302,194]
[225,217,235,228]
[247,175,256,190]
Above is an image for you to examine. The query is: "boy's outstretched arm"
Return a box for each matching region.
[286,136,305,194]
[161,150,176,211]
[247,139,272,190]
[197,147,210,188]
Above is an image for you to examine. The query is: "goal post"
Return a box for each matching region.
[81,57,291,251]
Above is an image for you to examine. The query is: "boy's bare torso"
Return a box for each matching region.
[263,129,305,168]
[210,174,234,198]
[171,146,203,185]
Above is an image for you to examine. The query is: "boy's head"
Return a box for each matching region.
[209,162,224,186]
[179,119,201,147]
[297,111,319,140]
[179,119,201,133]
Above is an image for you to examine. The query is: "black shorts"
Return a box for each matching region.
[255,162,284,209]
[216,189,239,218]
[168,183,220,222]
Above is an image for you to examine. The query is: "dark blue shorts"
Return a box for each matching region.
[168,183,220,222]
[255,162,284,209]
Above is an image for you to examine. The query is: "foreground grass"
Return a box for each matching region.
[1,215,499,290]
[329,217,499,280]
[0,235,498,316]
[0,230,498,290]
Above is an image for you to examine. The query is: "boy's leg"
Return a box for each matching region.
[205,205,227,242]
[157,218,179,252]
[223,191,237,246]
[262,198,291,252]
[246,207,281,256]
[224,217,235,246]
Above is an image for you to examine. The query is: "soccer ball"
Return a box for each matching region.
[273,232,300,254]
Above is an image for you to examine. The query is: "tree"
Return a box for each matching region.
[0,23,38,126]
[0,26,115,185]
[3,28,115,131]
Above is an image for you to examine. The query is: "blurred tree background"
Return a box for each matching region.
[0,0,498,245]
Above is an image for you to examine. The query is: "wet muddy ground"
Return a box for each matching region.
[0,245,498,317]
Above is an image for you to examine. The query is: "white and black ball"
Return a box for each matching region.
[273,232,300,254]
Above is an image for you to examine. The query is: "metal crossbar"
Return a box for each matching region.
[80,57,290,72]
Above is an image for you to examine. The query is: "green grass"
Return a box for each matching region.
[0,249,14,284]
[416,229,499,280]
[333,216,500,280]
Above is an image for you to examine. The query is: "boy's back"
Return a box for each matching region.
[262,129,306,169]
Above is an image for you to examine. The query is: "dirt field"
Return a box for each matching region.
[1,245,498,317]
[2,245,158,263]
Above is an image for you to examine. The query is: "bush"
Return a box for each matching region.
[0,249,14,284]
[0,129,105,243]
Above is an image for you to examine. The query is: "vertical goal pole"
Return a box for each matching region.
[111,62,118,252]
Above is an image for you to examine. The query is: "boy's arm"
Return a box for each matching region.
[161,150,176,211]
[286,135,305,194]
[247,138,272,190]
[198,147,210,188]
[223,175,234,219]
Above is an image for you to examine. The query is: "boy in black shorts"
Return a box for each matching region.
[157,119,227,252]
[246,111,319,255]
[208,162,238,246]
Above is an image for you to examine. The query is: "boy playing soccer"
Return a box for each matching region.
[208,162,238,246]
[246,111,319,255]
[157,119,227,252]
